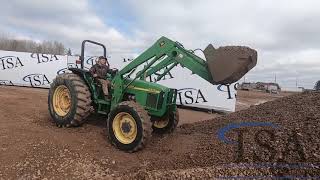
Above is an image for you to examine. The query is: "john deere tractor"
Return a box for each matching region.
[48,36,257,152]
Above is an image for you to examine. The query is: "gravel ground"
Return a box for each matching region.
[1,86,317,179]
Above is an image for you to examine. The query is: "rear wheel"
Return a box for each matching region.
[152,110,179,134]
[107,101,152,152]
[48,73,92,127]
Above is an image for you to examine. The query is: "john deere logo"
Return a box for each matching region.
[159,41,165,47]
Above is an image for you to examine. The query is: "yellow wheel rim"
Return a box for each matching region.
[53,85,71,117]
[153,117,169,129]
[112,112,137,144]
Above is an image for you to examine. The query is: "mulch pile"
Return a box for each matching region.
[126,91,320,179]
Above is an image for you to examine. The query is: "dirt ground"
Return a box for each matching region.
[1,86,319,179]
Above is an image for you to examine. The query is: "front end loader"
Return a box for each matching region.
[48,36,257,152]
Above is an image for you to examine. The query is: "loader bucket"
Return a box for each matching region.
[204,44,257,85]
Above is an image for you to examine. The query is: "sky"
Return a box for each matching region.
[1,0,320,89]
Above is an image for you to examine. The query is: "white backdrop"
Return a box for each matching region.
[0,50,238,112]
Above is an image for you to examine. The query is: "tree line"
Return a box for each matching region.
[0,35,71,55]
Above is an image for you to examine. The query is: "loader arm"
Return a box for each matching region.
[111,36,257,108]
[143,42,214,83]
[118,37,213,84]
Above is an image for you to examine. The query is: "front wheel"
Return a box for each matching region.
[152,110,179,134]
[107,101,152,152]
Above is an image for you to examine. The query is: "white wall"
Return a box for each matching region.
[0,50,238,112]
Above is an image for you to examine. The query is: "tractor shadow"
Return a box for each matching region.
[86,114,108,128]
[85,114,110,142]
[84,114,169,146]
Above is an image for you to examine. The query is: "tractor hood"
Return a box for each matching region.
[125,79,168,94]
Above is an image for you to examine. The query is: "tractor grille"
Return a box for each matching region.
[157,91,164,109]
[167,89,177,104]
[146,92,164,109]
[146,93,158,109]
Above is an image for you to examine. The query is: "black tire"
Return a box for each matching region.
[107,101,152,152]
[48,73,92,127]
[152,110,179,134]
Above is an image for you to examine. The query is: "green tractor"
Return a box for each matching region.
[48,36,257,152]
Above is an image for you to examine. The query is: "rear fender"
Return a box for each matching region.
[69,68,95,86]
[69,68,91,78]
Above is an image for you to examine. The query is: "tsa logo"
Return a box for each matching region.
[217,122,278,144]
[23,74,50,87]
[217,83,239,99]
[57,68,69,75]
[0,56,24,70]
[177,88,208,105]
[30,53,60,64]
[86,57,96,66]
[0,80,14,86]
[57,63,89,75]
[56,63,79,75]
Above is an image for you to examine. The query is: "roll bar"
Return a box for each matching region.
[80,40,107,69]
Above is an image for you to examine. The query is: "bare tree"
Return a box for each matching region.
[0,33,70,55]
[67,48,72,55]
[314,80,320,90]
